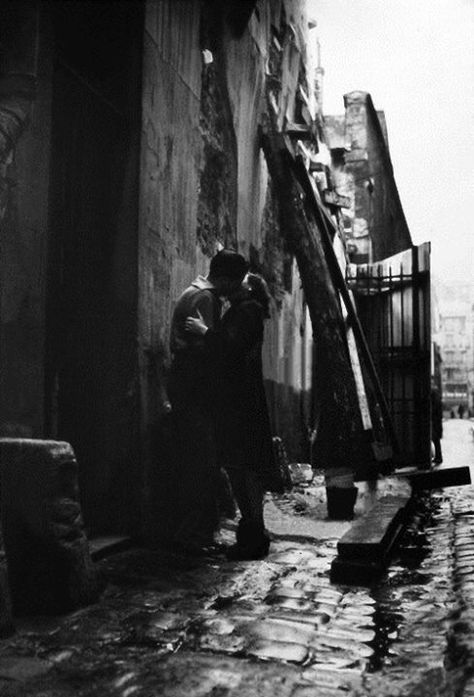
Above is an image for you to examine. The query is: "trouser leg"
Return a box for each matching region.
[224,466,269,560]
[225,467,264,528]
[171,401,219,550]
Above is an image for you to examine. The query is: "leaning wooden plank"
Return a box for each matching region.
[260,129,369,471]
[391,466,471,491]
[290,155,399,458]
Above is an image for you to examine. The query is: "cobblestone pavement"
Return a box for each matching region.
[444,420,474,697]
[0,418,473,697]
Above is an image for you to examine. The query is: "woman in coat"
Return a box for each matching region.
[185,273,283,560]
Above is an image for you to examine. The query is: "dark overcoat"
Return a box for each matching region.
[166,278,222,546]
[205,298,283,493]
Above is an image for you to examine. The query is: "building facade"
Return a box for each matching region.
[433,284,474,413]
[324,92,412,265]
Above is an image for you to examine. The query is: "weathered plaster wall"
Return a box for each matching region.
[139,0,204,384]
[139,1,207,537]
[0,4,52,437]
[197,54,238,254]
[224,0,309,254]
[220,0,313,459]
[259,180,313,458]
[224,10,268,253]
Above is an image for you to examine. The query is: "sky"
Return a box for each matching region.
[308,0,474,285]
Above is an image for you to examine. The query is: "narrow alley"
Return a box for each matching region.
[0,2,473,696]
[0,418,473,697]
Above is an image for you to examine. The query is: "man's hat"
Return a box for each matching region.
[210,249,248,280]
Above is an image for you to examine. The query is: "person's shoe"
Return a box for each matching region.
[225,536,270,561]
[225,521,270,561]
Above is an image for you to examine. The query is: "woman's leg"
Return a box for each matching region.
[225,466,269,559]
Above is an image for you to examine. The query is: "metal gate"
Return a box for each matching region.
[348,243,431,468]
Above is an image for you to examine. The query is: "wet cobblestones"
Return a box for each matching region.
[445,486,474,696]
[0,499,454,697]
[362,493,457,696]
[0,419,473,696]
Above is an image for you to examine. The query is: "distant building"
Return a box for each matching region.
[433,280,474,413]
[325,92,412,264]
[434,299,474,413]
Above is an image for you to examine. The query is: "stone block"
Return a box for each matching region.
[337,495,409,562]
[0,438,102,615]
[330,495,410,584]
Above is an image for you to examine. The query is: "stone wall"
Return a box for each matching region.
[139,1,206,539]
[0,3,52,438]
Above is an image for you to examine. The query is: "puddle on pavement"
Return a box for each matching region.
[364,492,452,685]
[367,606,404,671]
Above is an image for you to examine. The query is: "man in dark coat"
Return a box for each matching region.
[168,250,248,553]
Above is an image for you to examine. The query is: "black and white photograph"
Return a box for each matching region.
[0,0,473,694]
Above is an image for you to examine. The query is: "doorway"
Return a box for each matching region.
[46,2,143,533]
